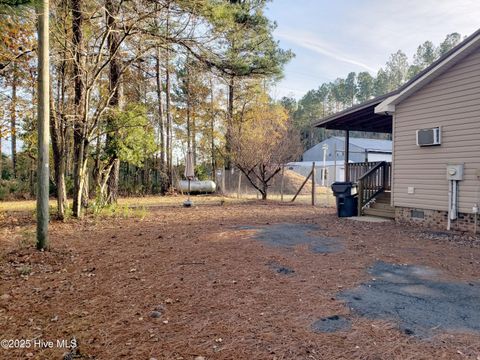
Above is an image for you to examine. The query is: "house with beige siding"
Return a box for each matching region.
[315,28,480,232]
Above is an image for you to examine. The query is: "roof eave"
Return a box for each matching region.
[374,96,397,115]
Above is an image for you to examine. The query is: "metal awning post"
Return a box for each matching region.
[344,130,350,182]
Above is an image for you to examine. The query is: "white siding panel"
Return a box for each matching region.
[393,47,480,213]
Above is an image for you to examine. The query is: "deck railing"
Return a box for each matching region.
[356,161,392,215]
[348,161,390,184]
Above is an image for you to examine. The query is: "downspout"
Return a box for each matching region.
[447,180,452,230]
[473,203,478,236]
[448,180,459,231]
[474,173,480,235]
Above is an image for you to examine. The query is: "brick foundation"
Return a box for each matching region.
[395,206,479,233]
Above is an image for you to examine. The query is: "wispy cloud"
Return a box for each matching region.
[266,0,480,99]
[276,29,377,73]
[346,0,480,57]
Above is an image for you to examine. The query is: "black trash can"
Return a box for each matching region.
[331,182,358,217]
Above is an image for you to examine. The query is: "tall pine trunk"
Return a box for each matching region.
[10,64,17,178]
[209,80,215,178]
[50,93,67,219]
[72,132,87,217]
[225,76,234,169]
[54,19,69,219]
[155,48,165,176]
[165,49,172,187]
[165,4,173,188]
[71,0,86,218]
[105,0,122,204]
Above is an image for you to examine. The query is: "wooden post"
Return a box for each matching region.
[236,170,241,199]
[311,162,316,206]
[344,130,350,182]
[357,179,363,216]
[333,142,337,182]
[325,183,329,208]
[280,165,285,202]
[36,0,50,250]
[382,162,388,189]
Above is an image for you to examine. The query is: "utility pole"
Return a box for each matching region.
[322,144,328,186]
[36,0,50,249]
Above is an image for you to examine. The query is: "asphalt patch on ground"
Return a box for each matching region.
[239,223,342,254]
[339,261,480,338]
[311,315,351,333]
[266,261,295,275]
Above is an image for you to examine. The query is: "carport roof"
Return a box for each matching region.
[313,92,395,133]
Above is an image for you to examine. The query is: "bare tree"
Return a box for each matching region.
[231,101,302,200]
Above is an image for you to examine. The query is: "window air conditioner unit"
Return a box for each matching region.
[416,127,441,147]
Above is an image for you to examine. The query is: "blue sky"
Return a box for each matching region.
[266,0,480,99]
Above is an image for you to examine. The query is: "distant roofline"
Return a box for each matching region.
[304,136,392,153]
[330,136,392,142]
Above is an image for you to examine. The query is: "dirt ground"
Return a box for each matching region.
[1,199,480,359]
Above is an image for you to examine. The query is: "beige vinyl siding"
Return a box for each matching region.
[393,49,480,213]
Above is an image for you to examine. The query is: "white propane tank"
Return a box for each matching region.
[178,180,216,193]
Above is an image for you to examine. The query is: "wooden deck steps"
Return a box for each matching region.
[362,192,395,219]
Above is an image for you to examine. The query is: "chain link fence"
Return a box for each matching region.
[215,166,336,207]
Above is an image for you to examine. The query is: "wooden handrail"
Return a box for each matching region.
[358,161,387,181]
[348,161,383,183]
[357,161,391,216]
